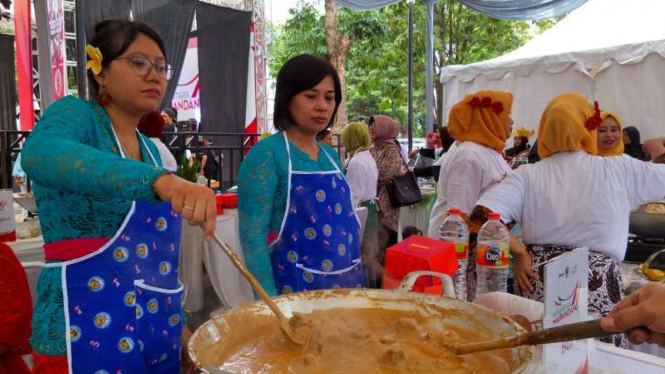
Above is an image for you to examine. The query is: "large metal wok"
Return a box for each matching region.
[189,272,533,374]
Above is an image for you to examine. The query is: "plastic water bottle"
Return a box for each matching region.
[439,207,469,301]
[476,212,510,297]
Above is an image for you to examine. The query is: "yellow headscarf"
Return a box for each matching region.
[448,90,513,153]
[596,111,624,157]
[342,122,371,157]
[538,93,598,160]
[513,127,535,138]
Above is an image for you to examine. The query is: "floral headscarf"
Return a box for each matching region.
[538,93,598,160]
[448,90,513,153]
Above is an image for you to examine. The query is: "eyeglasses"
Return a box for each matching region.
[116,57,173,81]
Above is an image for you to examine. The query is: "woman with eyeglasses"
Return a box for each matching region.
[20,20,215,374]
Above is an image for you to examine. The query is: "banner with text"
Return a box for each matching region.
[172,37,200,122]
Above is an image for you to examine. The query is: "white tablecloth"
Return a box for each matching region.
[179,211,253,312]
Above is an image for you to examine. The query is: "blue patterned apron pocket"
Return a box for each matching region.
[134,280,184,374]
[295,259,364,290]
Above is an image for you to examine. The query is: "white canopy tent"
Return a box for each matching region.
[440,0,665,141]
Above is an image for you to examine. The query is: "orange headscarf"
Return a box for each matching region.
[596,111,624,157]
[538,93,598,160]
[448,90,513,153]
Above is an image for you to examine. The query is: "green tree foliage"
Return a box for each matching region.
[269,0,558,135]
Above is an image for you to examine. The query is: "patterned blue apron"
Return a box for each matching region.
[269,133,364,294]
[51,132,184,374]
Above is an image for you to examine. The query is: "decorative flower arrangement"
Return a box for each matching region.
[467,96,504,115]
[585,101,602,131]
[86,45,103,75]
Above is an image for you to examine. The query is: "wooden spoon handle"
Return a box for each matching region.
[456,319,617,355]
[211,233,288,322]
[211,233,309,345]
[523,319,613,346]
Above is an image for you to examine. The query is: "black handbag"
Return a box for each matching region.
[386,143,423,207]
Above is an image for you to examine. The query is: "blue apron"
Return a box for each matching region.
[269,133,364,294]
[53,132,184,374]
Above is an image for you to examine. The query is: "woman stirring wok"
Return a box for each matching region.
[21,20,216,373]
[239,54,364,296]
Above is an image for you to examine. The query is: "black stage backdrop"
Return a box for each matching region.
[197,2,251,185]
[0,33,17,130]
[131,0,196,109]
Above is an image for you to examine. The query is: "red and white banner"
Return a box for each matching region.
[47,0,67,100]
[14,0,34,130]
[172,37,200,122]
[245,23,257,135]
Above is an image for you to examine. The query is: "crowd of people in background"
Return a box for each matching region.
[5,17,665,372]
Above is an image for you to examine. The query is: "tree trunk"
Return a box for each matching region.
[324,0,350,134]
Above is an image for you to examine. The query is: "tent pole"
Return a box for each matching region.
[75,0,88,99]
[425,0,435,134]
[407,0,414,152]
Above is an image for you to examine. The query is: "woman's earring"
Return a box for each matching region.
[98,84,111,105]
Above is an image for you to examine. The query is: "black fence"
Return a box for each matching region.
[1,130,344,192]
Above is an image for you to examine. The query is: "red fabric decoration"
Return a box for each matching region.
[467,96,481,108]
[491,101,504,115]
[467,96,505,116]
[585,101,602,131]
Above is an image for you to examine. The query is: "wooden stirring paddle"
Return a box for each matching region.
[454,319,617,355]
[211,233,311,345]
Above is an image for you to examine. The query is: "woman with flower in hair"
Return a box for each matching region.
[428,91,524,302]
[470,93,665,347]
[427,90,514,240]
[21,20,215,373]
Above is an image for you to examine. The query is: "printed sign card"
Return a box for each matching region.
[543,247,589,374]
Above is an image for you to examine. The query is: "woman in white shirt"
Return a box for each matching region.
[472,93,665,347]
[428,90,514,239]
[342,122,381,287]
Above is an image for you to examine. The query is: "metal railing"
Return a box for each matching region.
[1,130,344,192]
[165,131,260,192]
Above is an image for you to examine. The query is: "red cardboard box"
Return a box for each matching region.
[382,235,458,295]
